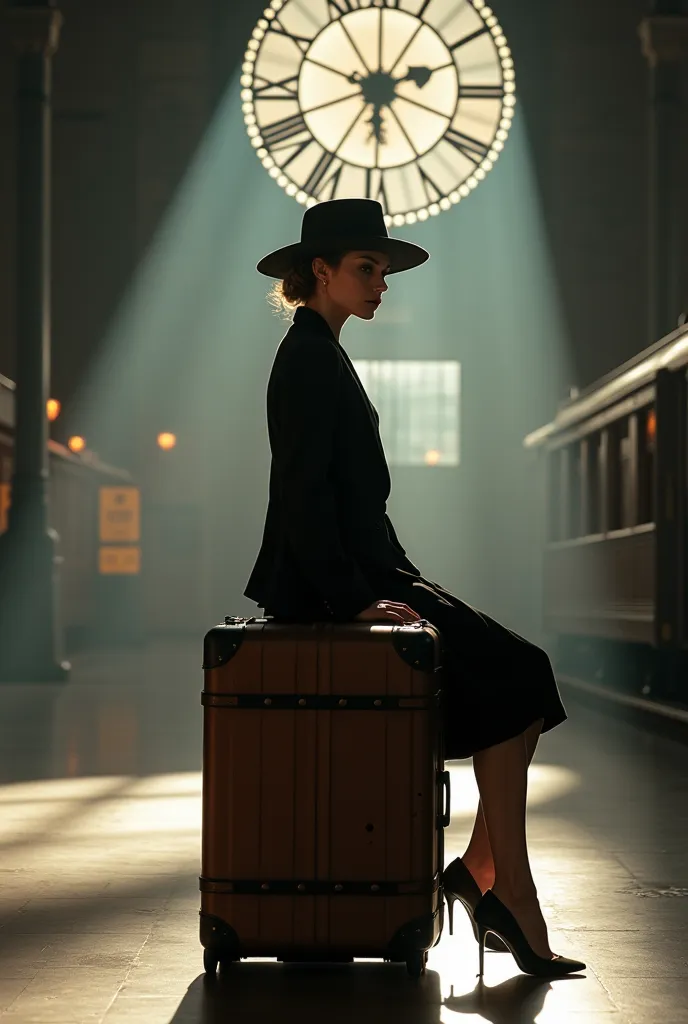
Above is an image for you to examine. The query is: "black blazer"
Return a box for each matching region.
[244,305,420,621]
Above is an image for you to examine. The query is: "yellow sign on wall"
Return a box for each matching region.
[99,487,140,543]
[0,483,10,533]
[99,546,141,575]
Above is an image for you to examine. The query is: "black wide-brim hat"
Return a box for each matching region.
[256,198,429,278]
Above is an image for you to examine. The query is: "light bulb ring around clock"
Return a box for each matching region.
[244,0,515,222]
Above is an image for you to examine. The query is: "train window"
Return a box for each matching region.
[605,421,623,531]
[637,406,655,524]
[543,405,658,541]
[620,416,638,529]
[582,434,601,534]
[604,414,645,530]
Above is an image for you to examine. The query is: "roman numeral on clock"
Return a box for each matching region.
[267,18,313,55]
[460,83,505,100]
[449,26,490,52]
[261,112,310,148]
[303,152,343,200]
[252,75,299,100]
[417,166,442,204]
[444,127,490,164]
[327,0,364,17]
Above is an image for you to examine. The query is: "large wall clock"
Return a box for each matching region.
[241,0,515,225]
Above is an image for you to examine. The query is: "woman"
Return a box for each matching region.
[244,198,585,979]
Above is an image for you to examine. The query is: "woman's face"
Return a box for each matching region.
[315,250,390,320]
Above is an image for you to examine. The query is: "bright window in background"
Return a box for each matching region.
[352,360,461,467]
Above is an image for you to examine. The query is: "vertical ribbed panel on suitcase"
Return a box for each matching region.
[200,620,444,960]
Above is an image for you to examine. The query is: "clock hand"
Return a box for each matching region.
[365,102,387,145]
[349,65,436,146]
[394,65,434,88]
[347,71,386,142]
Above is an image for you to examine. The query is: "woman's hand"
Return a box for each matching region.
[355,600,422,623]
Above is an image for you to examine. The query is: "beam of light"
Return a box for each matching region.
[0,766,592,1012]
[0,763,579,890]
[63,68,318,619]
[0,773,202,901]
[63,67,576,644]
[337,107,574,649]
[443,762,580,825]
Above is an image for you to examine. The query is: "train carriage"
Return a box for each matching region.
[524,323,688,703]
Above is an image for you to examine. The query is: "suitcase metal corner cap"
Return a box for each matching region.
[392,627,438,672]
[203,624,246,668]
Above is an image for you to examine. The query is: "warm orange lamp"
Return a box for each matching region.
[67,436,86,453]
[157,432,177,451]
[47,398,61,421]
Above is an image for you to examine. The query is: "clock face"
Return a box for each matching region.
[242,0,515,225]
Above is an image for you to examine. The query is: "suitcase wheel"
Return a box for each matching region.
[406,950,427,978]
[203,949,219,975]
[203,948,236,977]
[204,949,236,975]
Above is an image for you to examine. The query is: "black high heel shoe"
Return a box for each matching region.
[474,890,587,978]
[442,858,509,952]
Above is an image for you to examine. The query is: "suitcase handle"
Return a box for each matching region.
[224,616,268,625]
[441,770,451,828]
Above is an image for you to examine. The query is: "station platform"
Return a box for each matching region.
[0,639,686,1023]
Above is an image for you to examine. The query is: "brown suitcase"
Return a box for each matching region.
[199,615,449,977]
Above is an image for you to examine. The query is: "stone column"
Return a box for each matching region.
[0,2,69,681]
[639,6,688,342]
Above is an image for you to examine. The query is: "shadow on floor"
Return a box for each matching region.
[169,963,561,1024]
[443,974,562,1023]
[178,963,442,1024]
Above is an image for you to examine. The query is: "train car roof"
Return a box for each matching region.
[524,322,688,449]
[0,373,132,480]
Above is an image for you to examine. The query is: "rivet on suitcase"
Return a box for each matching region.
[199,615,450,978]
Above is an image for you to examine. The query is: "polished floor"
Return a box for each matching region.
[0,640,686,1023]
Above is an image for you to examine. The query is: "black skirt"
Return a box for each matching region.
[264,566,567,760]
[364,568,567,759]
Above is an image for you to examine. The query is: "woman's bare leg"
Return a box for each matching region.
[472,719,553,959]
[462,718,544,892]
